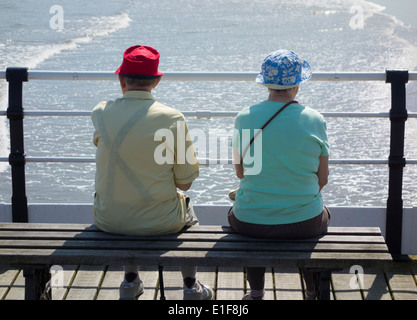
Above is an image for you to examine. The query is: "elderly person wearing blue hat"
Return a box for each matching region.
[229,50,330,300]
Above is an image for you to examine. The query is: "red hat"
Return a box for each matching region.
[115,45,163,78]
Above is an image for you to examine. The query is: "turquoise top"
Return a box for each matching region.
[232,101,329,225]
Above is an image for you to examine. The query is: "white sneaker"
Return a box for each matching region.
[242,292,264,300]
[119,279,144,300]
[183,280,213,300]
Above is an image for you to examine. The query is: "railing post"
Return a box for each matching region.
[6,67,29,222]
[385,69,408,255]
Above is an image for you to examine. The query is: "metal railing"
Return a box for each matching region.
[1,67,416,255]
[1,70,417,81]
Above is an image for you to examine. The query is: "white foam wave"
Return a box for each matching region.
[0,11,131,172]
[1,12,130,72]
[306,0,385,23]
[29,12,131,69]
[79,12,132,39]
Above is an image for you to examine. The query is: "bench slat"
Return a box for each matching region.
[0,230,386,245]
[0,247,392,268]
[0,239,390,253]
[0,223,95,231]
[0,223,392,273]
[0,223,384,236]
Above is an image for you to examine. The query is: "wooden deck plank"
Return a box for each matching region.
[385,263,417,300]
[361,267,391,300]
[95,265,122,300]
[159,267,184,300]
[138,266,160,300]
[331,268,363,300]
[216,267,245,300]
[274,266,303,300]
[65,265,105,300]
[263,268,275,300]
[0,263,415,300]
[0,268,20,300]
[50,265,78,300]
[411,264,417,286]
[4,269,24,300]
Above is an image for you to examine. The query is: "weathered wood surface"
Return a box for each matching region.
[0,224,392,269]
[1,264,415,300]
[0,223,399,300]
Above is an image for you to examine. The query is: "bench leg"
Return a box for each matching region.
[158,265,166,300]
[23,266,51,300]
[307,268,334,300]
[317,270,332,300]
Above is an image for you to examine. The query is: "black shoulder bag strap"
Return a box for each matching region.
[240,100,298,163]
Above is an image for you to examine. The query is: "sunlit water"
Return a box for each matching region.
[1,0,417,208]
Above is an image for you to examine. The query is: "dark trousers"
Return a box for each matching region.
[228,207,331,292]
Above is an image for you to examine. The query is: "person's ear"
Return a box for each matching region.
[153,77,161,88]
[292,86,299,98]
[119,75,127,92]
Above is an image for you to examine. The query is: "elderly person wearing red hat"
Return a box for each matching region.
[229,50,330,300]
[91,45,212,300]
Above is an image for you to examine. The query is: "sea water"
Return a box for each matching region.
[0,0,417,207]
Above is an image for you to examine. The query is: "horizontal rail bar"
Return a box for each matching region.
[1,110,417,118]
[1,70,417,81]
[1,157,417,165]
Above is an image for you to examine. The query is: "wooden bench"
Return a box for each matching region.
[0,223,392,300]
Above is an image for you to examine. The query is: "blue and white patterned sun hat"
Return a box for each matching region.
[256,50,312,89]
